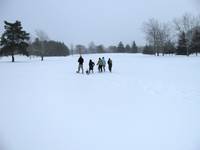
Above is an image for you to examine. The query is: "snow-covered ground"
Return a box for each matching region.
[0,54,200,150]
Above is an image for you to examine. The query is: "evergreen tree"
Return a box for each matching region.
[163,40,176,55]
[176,32,188,55]
[143,45,154,55]
[117,41,125,53]
[131,41,138,53]
[0,21,30,62]
[125,44,131,53]
[190,29,200,56]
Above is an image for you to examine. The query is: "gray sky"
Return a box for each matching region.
[0,0,199,46]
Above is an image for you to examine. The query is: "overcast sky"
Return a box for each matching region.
[0,0,199,46]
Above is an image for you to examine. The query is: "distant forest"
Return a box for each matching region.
[0,13,200,62]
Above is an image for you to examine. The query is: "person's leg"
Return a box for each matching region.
[109,65,111,72]
[89,68,93,73]
[77,64,80,73]
[81,65,84,74]
[98,66,100,72]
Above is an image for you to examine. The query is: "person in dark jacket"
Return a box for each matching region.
[107,58,112,72]
[89,59,95,73]
[76,56,84,74]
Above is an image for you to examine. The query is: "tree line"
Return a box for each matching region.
[72,41,138,55]
[0,13,200,62]
[142,13,200,56]
[0,20,138,62]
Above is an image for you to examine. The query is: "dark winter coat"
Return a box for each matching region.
[78,56,84,65]
[108,59,112,67]
[89,61,95,70]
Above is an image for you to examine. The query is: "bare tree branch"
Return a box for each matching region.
[35,30,49,41]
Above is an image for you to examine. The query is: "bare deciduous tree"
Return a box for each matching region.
[88,42,97,54]
[143,19,172,56]
[35,30,49,41]
[35,30,49,61]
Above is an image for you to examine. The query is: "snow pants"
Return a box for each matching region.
[77,64,84,74]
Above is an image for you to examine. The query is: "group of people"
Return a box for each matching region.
[76,56,113,74]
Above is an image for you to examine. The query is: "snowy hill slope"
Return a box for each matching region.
[0,54,200,150]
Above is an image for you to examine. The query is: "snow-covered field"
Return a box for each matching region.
[0,54,200,150]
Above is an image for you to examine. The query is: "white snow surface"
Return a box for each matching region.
[0,54,200,150]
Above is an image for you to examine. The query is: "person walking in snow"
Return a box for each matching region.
[89,59,95,73]
[97,58,103,72]
[76,55,84,74]
[102,57,106,72]
[107,58,112,72]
